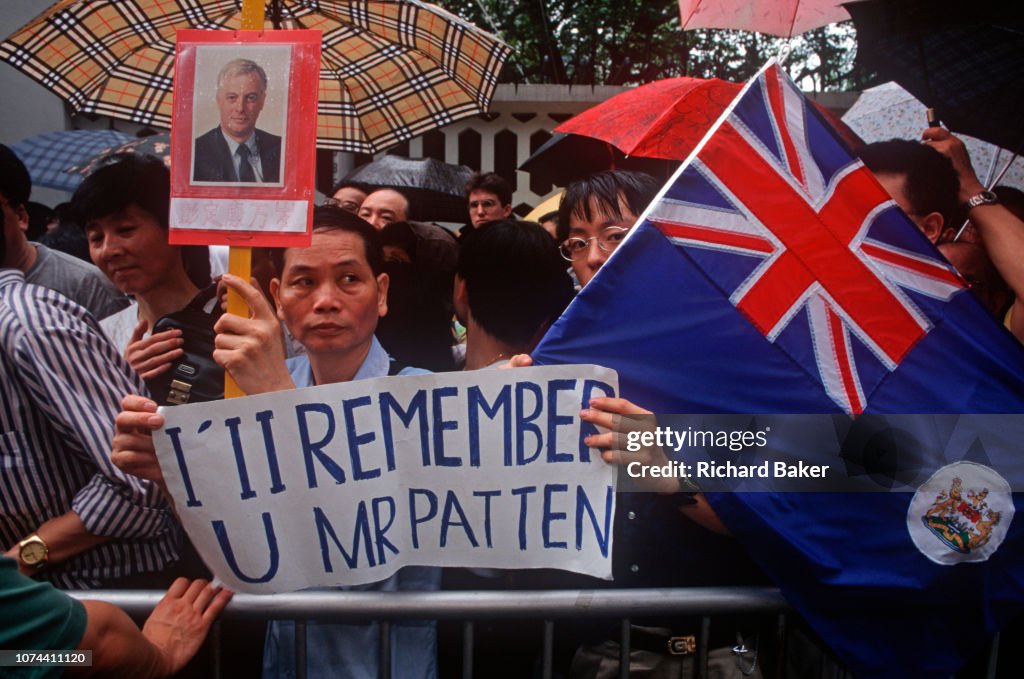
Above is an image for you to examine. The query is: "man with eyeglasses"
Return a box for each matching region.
[556,170,660,287]
[549,170,768,678]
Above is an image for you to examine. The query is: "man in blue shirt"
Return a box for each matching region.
[112,206,438,679]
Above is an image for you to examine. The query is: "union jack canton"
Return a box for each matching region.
[644,64,965,414]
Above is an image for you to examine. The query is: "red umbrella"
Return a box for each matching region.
[556,77,741,162]
[550,76,861,166]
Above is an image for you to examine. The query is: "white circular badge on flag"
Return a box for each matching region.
[907,461,1013,565]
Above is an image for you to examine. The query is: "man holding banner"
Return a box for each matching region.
[114,206,439,679]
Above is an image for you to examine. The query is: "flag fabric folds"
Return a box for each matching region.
[533,61,1024,678]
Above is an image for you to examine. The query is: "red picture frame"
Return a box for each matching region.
[169,29,320,248]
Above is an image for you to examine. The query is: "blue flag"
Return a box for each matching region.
[533,62,1024,678]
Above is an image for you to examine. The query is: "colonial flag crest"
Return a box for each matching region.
[534,61,1024,678]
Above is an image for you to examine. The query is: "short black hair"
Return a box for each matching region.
[856,140,962,231]
[457,219,574,348]
[272,205,383,276]
[466,172,512,207]
[557,170,659,242]
[330,179,371,196]
[71,154,170,230]
[0,144,32,206]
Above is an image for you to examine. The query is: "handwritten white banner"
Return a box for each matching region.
[153,365,618,593]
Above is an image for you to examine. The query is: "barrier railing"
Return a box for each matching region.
[67,587,1000,679]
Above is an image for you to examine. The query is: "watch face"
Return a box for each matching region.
[20,541,46,565]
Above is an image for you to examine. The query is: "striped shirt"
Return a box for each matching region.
[0,270,179,589]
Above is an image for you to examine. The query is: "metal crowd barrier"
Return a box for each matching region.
[67,587,1000,679]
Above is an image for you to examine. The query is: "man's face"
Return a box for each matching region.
[938,241,1010,317]
[358,190,409,229]
[271,229,388,360]
[84,205,179,296]
[565,194,637,288]
[216,71,266,143]
[468,189,512,227]
[332,186,367,213]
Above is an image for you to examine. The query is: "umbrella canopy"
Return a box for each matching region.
[0,0,511,153]
[9,129,133,192]
[519,133,677,188]
[67,132,173,176]
[521,77,861,186]
[678,0,850,37]
[343,155,474,223]
[842,82,1024,190]
[558,77,740,162]
[846,0,1024,152]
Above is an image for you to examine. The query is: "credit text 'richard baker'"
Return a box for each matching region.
[624,426,830,479]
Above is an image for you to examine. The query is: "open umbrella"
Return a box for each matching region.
[678,0,850,37]
[67,132,173,176]
[842,82,1024,190]
[845,0,1024,153]
[520,77,861,186]
[9,129,133,192]
[342,155,474,222]
[0,0,511,153]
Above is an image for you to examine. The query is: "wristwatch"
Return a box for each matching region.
[17,534,48,569]
[964,190,998,211]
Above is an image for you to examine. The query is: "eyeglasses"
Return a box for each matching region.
[322,197,361,212]
[559,226,630,261]
[469,198,499,210]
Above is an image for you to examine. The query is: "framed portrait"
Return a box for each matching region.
[169,30,320,248]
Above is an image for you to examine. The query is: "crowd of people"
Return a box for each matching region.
[2,105,1023,678]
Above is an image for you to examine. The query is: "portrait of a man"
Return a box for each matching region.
[192,58,283,184]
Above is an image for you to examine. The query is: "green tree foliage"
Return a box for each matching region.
[442,0,877,90]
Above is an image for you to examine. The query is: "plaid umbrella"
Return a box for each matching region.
[846,0,1024,153]
[0,0,511,153]
[9,129,133,192]
[66,132,173,176]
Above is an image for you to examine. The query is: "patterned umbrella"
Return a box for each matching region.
[66,132,173,176]
[678,0,850,37]
[842,82,1024,190]
[9,129,133,192]
[0,1,511,153]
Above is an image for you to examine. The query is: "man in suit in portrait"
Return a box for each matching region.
[192,58,282,183]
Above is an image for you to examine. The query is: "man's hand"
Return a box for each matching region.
[124,321,185,380]
[213,274,294,395]
[922,127,985,203]
[76,578,232,678]
[499,353,534,369]
[111,394,165,487]
[140,579,233,677]
[580,396,677,494]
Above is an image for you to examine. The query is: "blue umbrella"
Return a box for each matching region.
[9,129,133,192]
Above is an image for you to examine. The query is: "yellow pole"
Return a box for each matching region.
[224,0,265,399]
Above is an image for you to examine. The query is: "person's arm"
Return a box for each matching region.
[213,274,295,395]
[923,127,1024,338]
[13,305,174,563]
[4,513,107,576]
[71,578,231,678]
